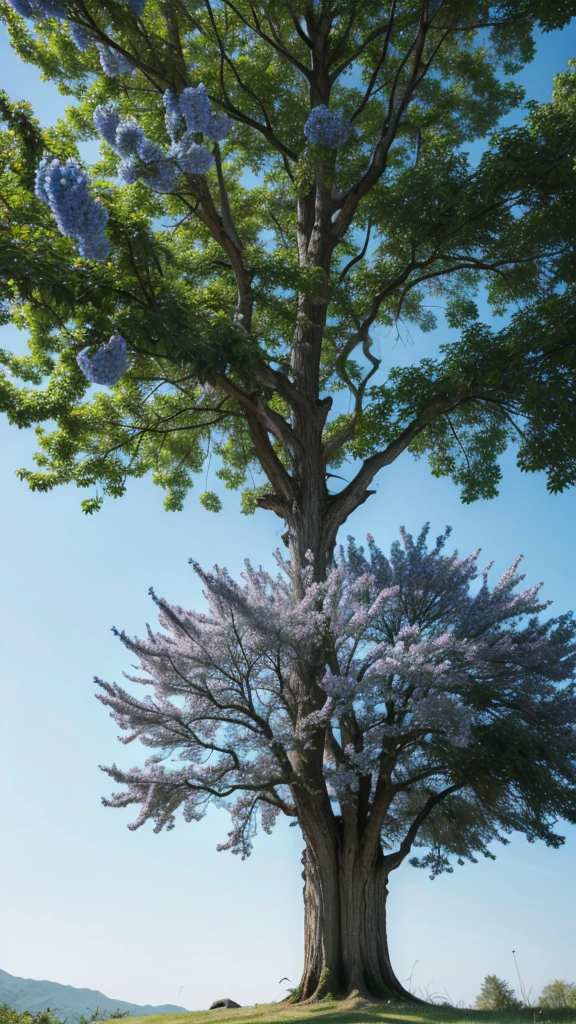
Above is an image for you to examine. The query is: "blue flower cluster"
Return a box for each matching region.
[94,105,180,191]
[8,0,146,22]
[169,134,215,175]
[35,157,110,261]
[7,0,66,18]
[115,119,145,157]
[96,42,135,77]
[181,84,232,141]
[69,22,95,50]
[77,334,128,385]
[137,137,164,163]
[179,83,212,133]
[163,90,182,143]
[93,106,121,148]
[138,160,180,192]
[304,105,353,148]
[94,87,230,192]
[163,84,232,146]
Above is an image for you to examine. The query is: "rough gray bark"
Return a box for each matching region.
[294,826,419,1002]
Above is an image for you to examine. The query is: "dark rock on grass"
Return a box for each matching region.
[208,1000,241,1010]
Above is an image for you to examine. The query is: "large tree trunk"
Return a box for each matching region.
[282,424,419,1004]
[292,828,419,1003]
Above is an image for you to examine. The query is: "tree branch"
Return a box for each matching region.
[203,0,298,166]
[382,782,462,872]
[330,17,452,247]
[215,376,296,516]
[325,383,492,537]
[329,18,392,85]
[221,0,310,79]
[339,221,372,281]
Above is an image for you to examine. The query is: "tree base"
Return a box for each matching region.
[285,975,426,1006]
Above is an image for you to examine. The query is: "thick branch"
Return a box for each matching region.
[189,176,254,328]
[339,221,373,282]
[325,384,494,537]
[382,782,462,873]
[213,144,244,253]
[393,764,451,790]
[329,19,392,85]
[215,376,296,517]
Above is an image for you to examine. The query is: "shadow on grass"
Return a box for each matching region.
[126,996,576,1024]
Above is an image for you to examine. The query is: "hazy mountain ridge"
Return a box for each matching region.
[0,970,188,1020]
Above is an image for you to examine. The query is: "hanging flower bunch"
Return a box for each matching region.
[34,157,110,261]
[92,84,232,192]
[77,334,129,385]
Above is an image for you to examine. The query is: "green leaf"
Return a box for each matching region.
[199,490,222,513]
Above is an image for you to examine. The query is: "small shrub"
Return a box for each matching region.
[0,1008,63,1024]
[0,1008,130,1024]
[539,981,576,1009]
[78,1012,130,1024]
[474,975,524,1010]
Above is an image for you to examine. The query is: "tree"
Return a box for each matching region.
[1,0,576,1004]
[538,981,576,1009]
[97,526,576,1001]
[474,975,523,1011]
[2,2,576,543]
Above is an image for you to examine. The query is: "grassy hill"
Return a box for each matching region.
[126,995,576,1024]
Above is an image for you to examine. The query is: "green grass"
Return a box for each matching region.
[127,996,576,1024]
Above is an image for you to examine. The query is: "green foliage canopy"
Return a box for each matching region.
[0,0,575,527]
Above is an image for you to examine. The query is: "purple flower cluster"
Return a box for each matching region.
[182,84,232,142]
[115,119,145,157]
[160,84,234,177]
[96,525,576,863]
[77,333,129,385]
[205,113,232,142]
[35,157,110,261]
[94,104,180,192]
[139,161,180,192]
[179,83,212,134]
[93,106,121,148]
[137,137,164,163]
[304,104,353,148]
[118,160,139,185]
[162,89,182,142]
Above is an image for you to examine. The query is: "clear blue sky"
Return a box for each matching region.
[1,19,575,1013]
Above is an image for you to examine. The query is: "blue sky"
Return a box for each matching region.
[1,18,575,1013]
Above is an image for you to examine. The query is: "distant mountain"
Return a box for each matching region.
[0,969,188,1020]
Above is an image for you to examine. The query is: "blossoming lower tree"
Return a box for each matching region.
[98,526,576,1001]
[1,0,576,1003]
